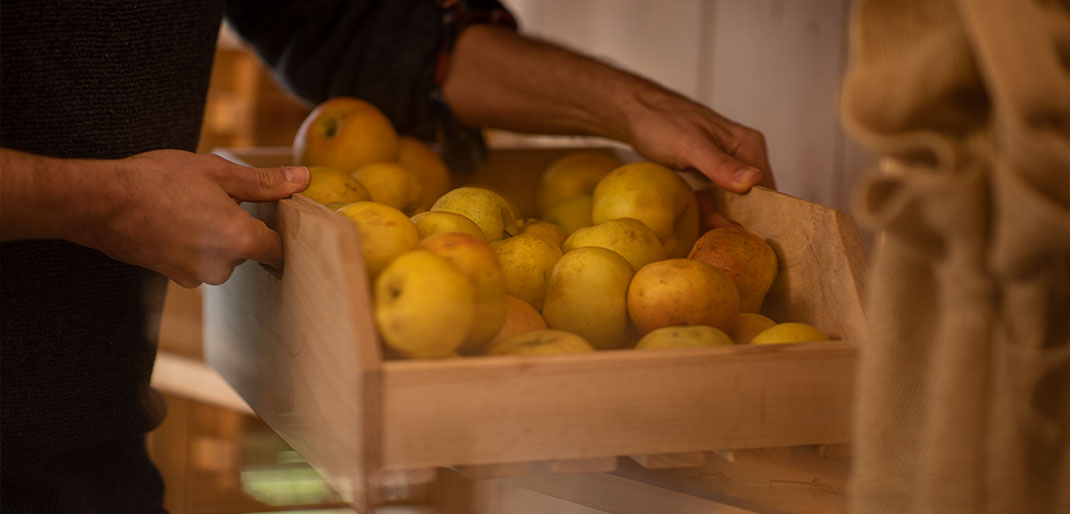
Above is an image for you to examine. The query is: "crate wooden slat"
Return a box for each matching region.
[203,193,382,510]
[204,147,866,511]
[379,342,854,470]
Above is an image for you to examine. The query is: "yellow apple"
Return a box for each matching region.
[627,258,739,334]
[396,136,451,212]
[727,313,777,345]
[689,226,778,313]
[374,249,475,358]
[592,162,699,257]
[293,97,398,170]
[300,166,370,205]
[490,233,563,312]
[537,150,622,215]
[417,232,507,353]
[543,247,635,350]
[431,187,519,242]
[518,218,569,250]
[338,201,419,279]
[485,329,595,356]
[636,325,734,350]
[750,322,828,345]
[543,194,593,234]
[563,217,666,271]
[410,211,485,240]
[351,162,422,214]
[489,295,548,345]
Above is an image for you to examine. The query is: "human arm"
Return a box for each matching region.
[441,24,775,194]
[0,148,309,287]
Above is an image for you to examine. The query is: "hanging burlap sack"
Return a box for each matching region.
[841,0,1069,512]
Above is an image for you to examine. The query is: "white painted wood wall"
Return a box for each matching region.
[502,0,876,214]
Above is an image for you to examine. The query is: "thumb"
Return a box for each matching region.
[216,164,310,202]
[690,148,765,194]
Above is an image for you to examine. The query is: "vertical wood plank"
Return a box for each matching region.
[505,0,705,98]
[147,395,191,514]
[704,0,855,209]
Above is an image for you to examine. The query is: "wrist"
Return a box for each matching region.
[0,149,120,244]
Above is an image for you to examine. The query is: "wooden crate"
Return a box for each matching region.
[204,146,866,512]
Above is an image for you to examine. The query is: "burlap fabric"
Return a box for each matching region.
[841,0,1070,512]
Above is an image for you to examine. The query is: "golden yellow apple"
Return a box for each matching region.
[518,218,569,249]
[485,329,595,356]
[750,322,828,345]
[338,201,419,279]
[374,249,475,358]
[563,217,666,271]
[490,233,563,312]
[592,162,699,257]
[543,247,635,350]
[410,211,485,240]
[351,162,422,214]
[627,258,739,334]
[417,232,507,353]
[293,97,398,170]
[431,187,519,242]
[300,166,370,205]
[537,150,622,215]
[727,313,777,345]
[636,325,734,350]
[489,295,548,345]
[543,194,593,234]
[689,226,779,313]
[396,136,451,212]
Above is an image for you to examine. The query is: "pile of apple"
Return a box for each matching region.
[293,97,829,359]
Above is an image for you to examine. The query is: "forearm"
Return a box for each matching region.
[441,25,669,142]
[0,148,105,242]
[441,24,774,193]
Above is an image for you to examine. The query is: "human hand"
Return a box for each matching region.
[73,150,309,287]
[623,88,775,194]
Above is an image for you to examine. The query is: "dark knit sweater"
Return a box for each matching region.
[1,0,510,511]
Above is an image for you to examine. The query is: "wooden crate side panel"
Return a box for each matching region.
[203,196,381,509]
[715,186,867,343]
[381,342,855,469]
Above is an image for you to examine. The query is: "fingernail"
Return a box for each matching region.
[284,166,310,184]
[734,167,761,186]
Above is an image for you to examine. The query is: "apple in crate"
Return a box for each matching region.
[627,258,739,334]
[636,325,734,350]
[543,247,635,350]
[431,187,519,242]
[537,150,622,216]
[410,211,485,241]
[374,249,476,358]
[416,233,507,354]
[491,233,563,312]
[563,217,665,271]
[689,226,779,313]
[592,162,699,258]
[293,97,398,171]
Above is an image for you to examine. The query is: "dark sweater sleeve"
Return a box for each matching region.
[224,0,515,143]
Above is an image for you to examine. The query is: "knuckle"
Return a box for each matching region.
[740,127,766,147]
[232,230,259,257]
[254,167,279,191]
[222,220,255,254]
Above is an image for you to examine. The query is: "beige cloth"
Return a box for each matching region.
[841,0,1070,512]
